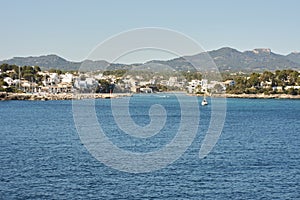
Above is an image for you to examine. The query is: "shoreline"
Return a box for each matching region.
[0,92,132,101]
[1,92,300,101]
[196,93,300,99]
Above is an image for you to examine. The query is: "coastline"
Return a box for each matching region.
[1,92,300,101]
[0,92,132,101]
[199,93,300,99]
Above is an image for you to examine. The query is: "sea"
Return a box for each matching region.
[0,94,299,199]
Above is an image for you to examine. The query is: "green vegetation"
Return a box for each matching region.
[226,70,300,95]
[181,71,202,82]
[103,69,127,77]
[97,79,115,93]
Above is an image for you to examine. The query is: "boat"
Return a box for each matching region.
[201,94,208,106]
[201,97,208,106]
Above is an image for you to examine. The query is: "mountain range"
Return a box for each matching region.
[1,47,300,72]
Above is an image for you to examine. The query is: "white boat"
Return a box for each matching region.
[201,95,208,106]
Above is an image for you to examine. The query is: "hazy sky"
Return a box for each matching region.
[1,0,299,62]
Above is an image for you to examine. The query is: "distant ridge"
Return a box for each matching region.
[1,47,300,72]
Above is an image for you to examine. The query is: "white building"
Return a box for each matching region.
[140,87,153,93]
[60,73,73,83]
[187,80,201,93]
[74,77,98,90]
[188,79,202,87]
[94,73,104,80]
[168,77,178,87]
[224,80,235,87]
[74,79,87,89]
[47,73,60,85]
[4,77,13,86]
[13,79,20,86]
[139,81,151,86]
[160,80,169,86]
[86,78,97,87]
[285,86,300,90]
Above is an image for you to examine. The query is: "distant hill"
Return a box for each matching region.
[208,47,300,71]
[0,55,111,71]
[145,47,300,72]
[1,47,300,72]
[286,52,300,65]
[0,55,81,71]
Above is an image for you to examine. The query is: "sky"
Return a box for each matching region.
[0,0,300,63]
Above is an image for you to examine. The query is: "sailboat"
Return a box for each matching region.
[201,94,208,106]
[200,77,209,106]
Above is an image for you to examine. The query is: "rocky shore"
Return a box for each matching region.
[0,92,132,101]
[208,93,300,99]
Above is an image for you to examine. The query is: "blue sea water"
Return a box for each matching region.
[0,95,299,199]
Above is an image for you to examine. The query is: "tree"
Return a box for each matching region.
[34,66,41,72]
[297,76,300,86]
[288,70,299,85]
[226,76,247,94]
[286,88,298,95]
[23,73,35,82]
[247,73,260,88]
[276,70,288,85]
[261,71,275,83]
[0,80,8,87]
[98,79,114,93]
[49,69,62,75]
[213,83,224,93]
[0,63,9,72]
[182,71,202,82]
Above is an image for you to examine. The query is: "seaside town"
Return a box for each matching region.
[0,63,300,100]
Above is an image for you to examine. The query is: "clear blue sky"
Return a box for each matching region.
[1,0,299,62]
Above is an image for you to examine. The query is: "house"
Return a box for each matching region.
[74,79,87,89]
[73,77,98,90]
[188,79,201,87]
[94,73,104,80]
[160,80,169,86]
[187,79,202,93]
[149,79,156,85]
[86,78,98,88]
[48,73,60,85]
[187,80,200,93]
[20,80,38,93]
[139,81,151,86]
[200,79,209,93]
[4,77,13,86]
[140,87,153,93]
[168,77,178,87]
[224,80,235,87]
[13,79,21,86]
[56,83,73,93]
[21,80,31,88]
[285,86,300,90]
[272,86,283,92]
[260,81,272,88]
[60,73,73,83]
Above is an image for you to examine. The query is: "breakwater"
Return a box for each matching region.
[0,92,132,101]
